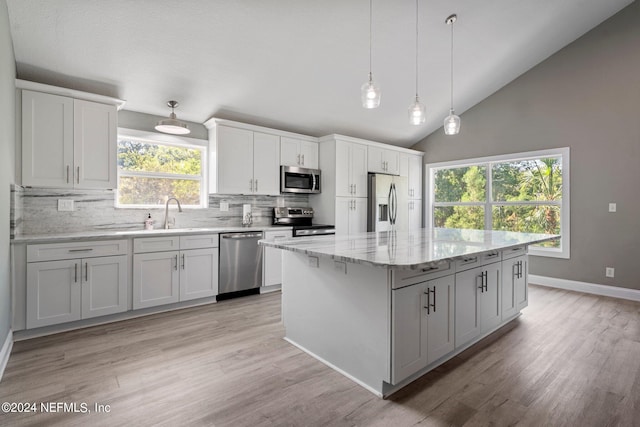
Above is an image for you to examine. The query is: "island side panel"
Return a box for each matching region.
[282,251,391,395]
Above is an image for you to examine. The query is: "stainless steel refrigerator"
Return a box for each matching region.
[367,173,408,232]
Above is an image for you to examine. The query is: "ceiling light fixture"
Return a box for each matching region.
[444,14,460,135]
[361,0,381,108]
[408,0,425,125]
[155,101,190,135]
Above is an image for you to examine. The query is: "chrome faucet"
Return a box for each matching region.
[164,197,183,229]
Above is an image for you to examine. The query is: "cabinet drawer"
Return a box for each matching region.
[455,251,501,272]
[134,236,180,253]
[27,239,129,262]
[392,262,452,289]
[502,246,527,260]
[179,234,219,250]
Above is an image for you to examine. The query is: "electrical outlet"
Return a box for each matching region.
[605,267,615,278]
[58,199,74,212]
[608,203,617,213]
[220,201,229,212]
[308,256,319,268]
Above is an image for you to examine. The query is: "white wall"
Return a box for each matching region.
[412,2,640,290]
[0,0,16,341]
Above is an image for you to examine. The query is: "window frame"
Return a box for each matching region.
[425,147,570,259]
[116,128,208,209]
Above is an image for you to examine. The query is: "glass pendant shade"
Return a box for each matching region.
[361,74,381,108]
[408,96,426,125]
[444,110,461,135]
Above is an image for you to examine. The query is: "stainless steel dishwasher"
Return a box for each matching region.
[219,232,263,294]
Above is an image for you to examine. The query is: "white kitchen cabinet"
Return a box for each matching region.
[133,234,219,309]
[22,90,117,189]
[215,126,280,195]
[263,229,293,287]
[408,200,422,229]
[335,197,367,235]
[335,140,368,198]
[455,259,501,348]
[501,249,528,318]
[391,274,455,384]
[26,240,129,329]
[368,146,399,175]
[281,136,318,169]
[408,155,422,199]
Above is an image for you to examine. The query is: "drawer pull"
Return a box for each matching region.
[68,248,94,253]
[463,256,477,263]
[421,266,438,272]
[485,253,498,258]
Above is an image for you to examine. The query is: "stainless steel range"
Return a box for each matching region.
[273,207,335,237]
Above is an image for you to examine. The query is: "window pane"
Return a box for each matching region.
[434,166,486,202]
[118,140,202,175]
[492,205,560,248]
[492,158,562,202]
[118,176,201,205]
[434,206,485,230]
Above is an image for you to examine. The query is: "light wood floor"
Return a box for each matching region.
[1,285,639,427]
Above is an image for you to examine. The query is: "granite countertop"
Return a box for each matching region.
[259,228,559,270]
[12,225,293,243]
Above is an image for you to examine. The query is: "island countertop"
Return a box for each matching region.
[259,228,559,270]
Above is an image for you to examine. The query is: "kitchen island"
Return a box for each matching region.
[260,228,558,397]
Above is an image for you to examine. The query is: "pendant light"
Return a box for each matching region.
[408,0,425,125]
[155,101,190,135]
[361,0,381,108]
[443,14,461,135]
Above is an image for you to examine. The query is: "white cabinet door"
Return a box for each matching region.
[351,143,368,197]
[280,136,301,166]
[82,255,128,319]
[399,154,409,178]
[22,90,74,188]
[408,200,422,229]
[73,99,117,189]
[480,263,501,334]
[382,149,400,175]
[351,198,368,234]
[253,132,280,195]
[368,146,385,173]
[27,259,81,328]
[263,230,293,287]
[335,141,351,197]
[391,281,427,383]
[334,197,351,235]
[217,126,254,194]
[454,266,482,347]
[300,141,318,169]
[502,256,519,320]
[133,251,180,309]
[408,155,423,199]
[515,257,528,310]
[426,275,455,364]
[179,248,218,301]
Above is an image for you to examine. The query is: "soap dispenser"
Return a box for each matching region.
[144,213,154,230]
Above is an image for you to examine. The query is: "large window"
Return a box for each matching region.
[116,129,207,208]
[427,148,569,258]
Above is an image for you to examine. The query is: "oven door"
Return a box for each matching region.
[280,166,321,194]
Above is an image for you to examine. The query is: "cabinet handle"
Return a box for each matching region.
[85,262,88,282]
[518,261,523,279]
[463,256,478,263]
[477,272,484,293]
[249,179,253,192]
[181,254,185,270]
[421,266,438,272]
[353,184,356,194]
[297,154,301,165]
[68,248,93,253]
[255,179,258,192]
[349,184,353,194]
[74,263,78,283]
[301,154,305,165]
[512,262,518,279]
[483,271,488,292]
[431,286,436,313]
[485,253,499,259]
[174,254,178,271]
[77,166,80,184]
[424,289,431,315]
[66,165,70,183]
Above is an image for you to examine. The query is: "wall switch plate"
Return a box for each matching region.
[58,199,74,212]
[608,203,617,212]
[606,267,615,278]
[220,201,229,212]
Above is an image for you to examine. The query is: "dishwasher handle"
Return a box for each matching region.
[221,232,263,239]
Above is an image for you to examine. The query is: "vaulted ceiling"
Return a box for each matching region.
[6,0,635,147]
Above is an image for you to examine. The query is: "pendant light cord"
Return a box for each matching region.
[450,19,454,111]
[369,0,372,76]
[415,0,419,98]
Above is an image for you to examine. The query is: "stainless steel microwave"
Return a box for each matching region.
[280,166,321,194]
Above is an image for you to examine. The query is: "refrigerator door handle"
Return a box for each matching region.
[389,183,397,225]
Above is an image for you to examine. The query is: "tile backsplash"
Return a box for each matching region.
[10,185,309,236]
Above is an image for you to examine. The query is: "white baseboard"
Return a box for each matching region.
[530,275,640,302]
[0,329,13,383]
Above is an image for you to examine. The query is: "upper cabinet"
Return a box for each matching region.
[400,154,423,199]
[368,146,399,175]
[335,140,368,198]
[280,136,318,169]
[21,89,118,189]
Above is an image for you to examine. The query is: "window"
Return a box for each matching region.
[426,148,570,258]
[116,129,207,208]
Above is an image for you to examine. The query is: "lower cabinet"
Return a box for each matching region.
[263,230,293,287]
[391,275,454,384]
[27,253,128,329]
[454,260,501,348]
[502,252,528,319]
[133,235,219,309]
[335,197,367,235]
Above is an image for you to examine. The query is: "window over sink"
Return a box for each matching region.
[426,147,570,259]
[116,128,207,208]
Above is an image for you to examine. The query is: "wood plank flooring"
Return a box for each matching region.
[1,285,639,426]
